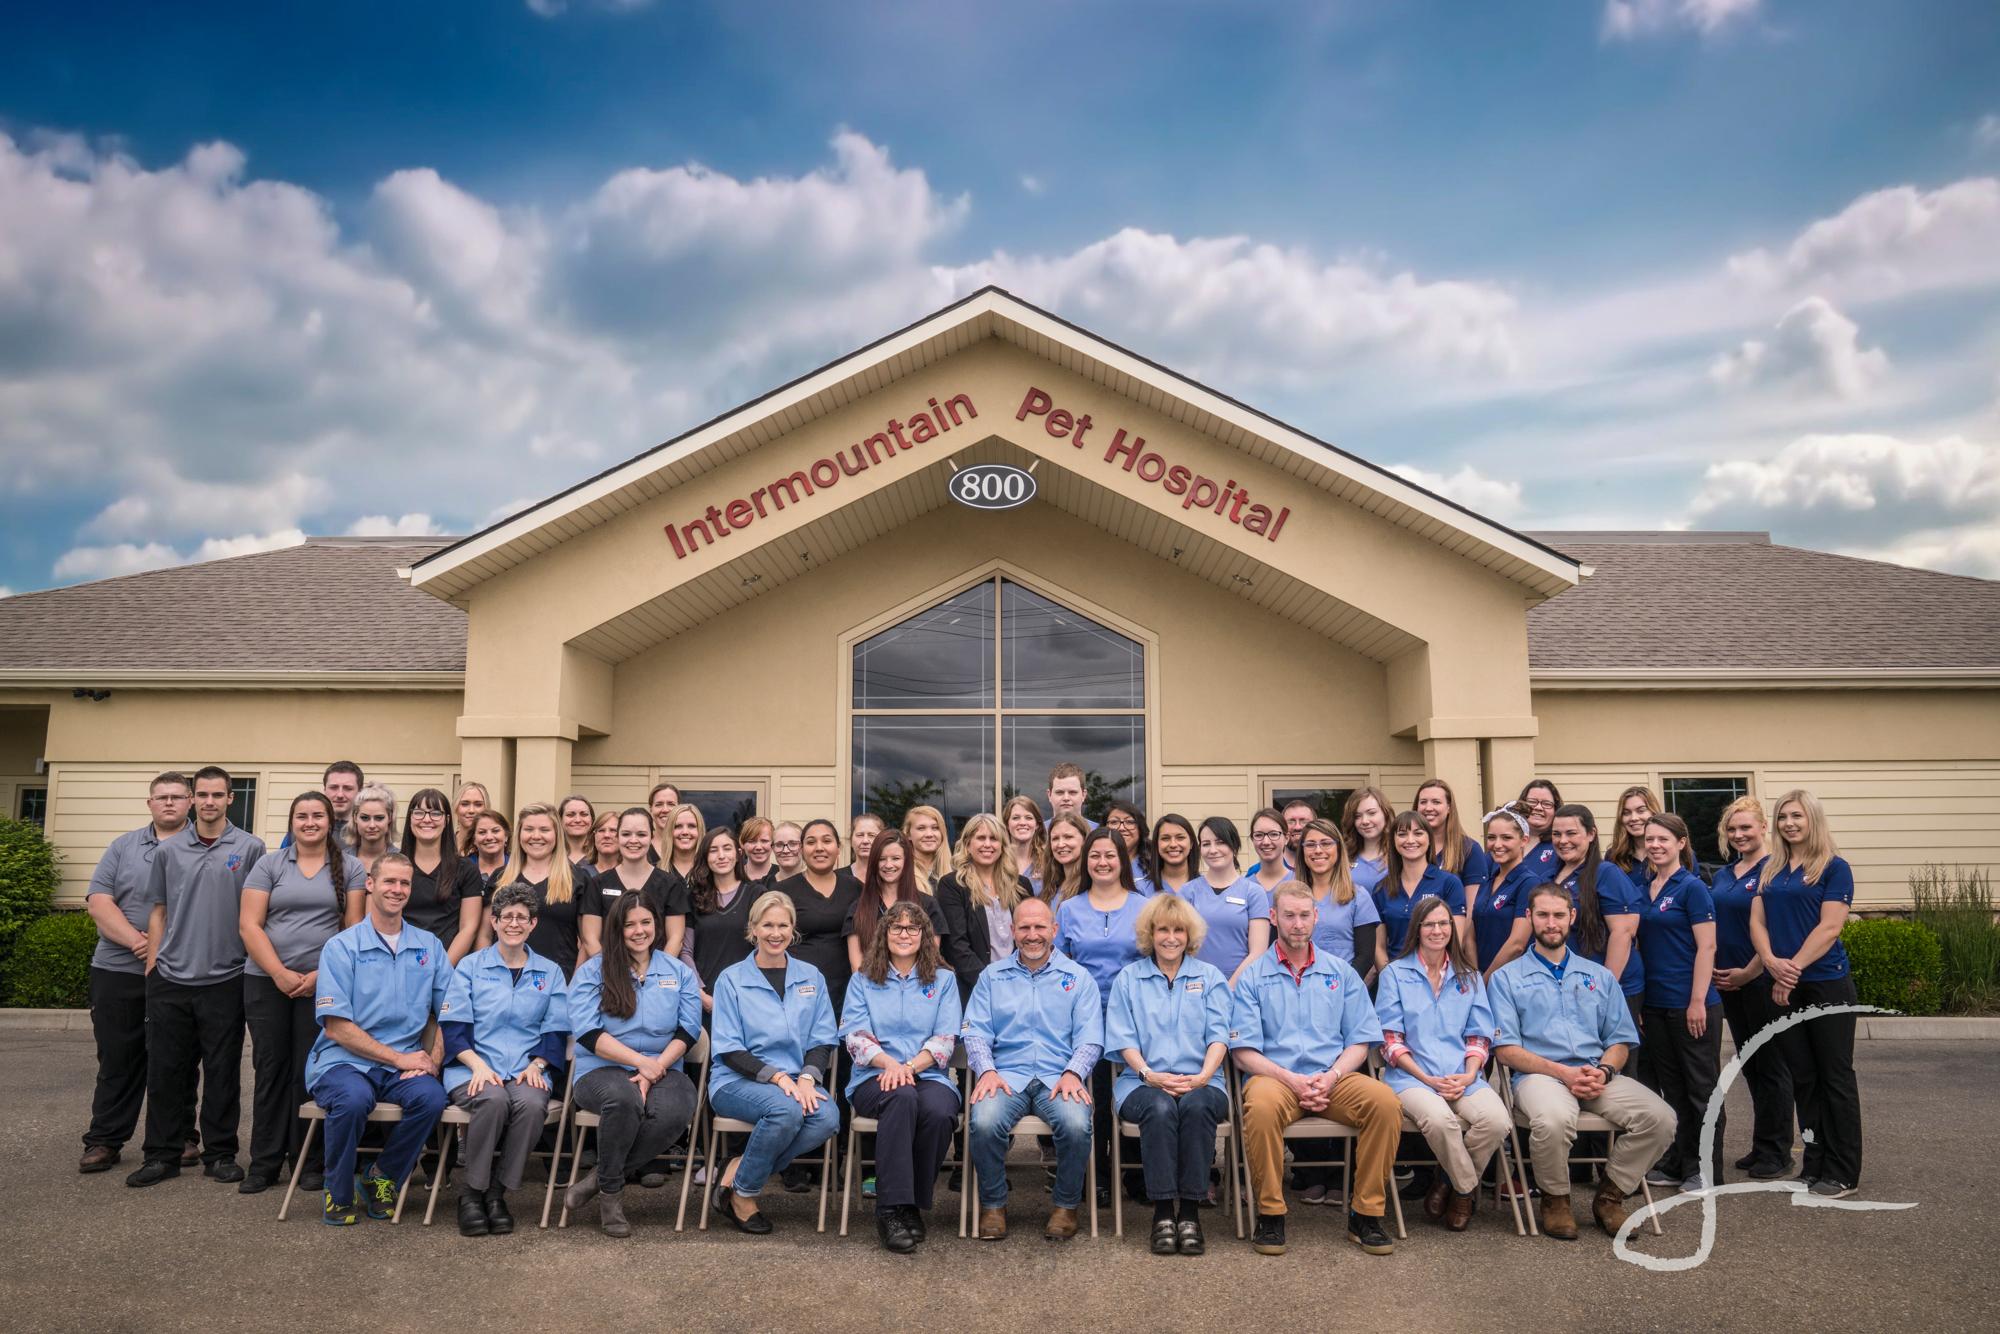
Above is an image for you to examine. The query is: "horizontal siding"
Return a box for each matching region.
[1538,761,2000,909]
[568,764,838,827]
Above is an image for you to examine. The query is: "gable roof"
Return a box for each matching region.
[406,286,1582,603]
[0,538,462,681]
[1527,532,2000,678]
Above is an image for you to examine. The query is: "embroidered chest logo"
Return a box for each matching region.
[1658,897,1675,912]
[226,855,243,872]
[1456,978,1469,995]
[532,974,547,992]
[1494,894,1510,909]
[415,949,431,966]
[1059,975,1075,993]
[1323,976,1339,991]
[921,984,938,1000]
[1582,976,1598,991]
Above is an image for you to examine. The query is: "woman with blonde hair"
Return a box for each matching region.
[341,783,398,861]
[1750,789,1861,1197]
[1105,892,1230,1255]
[497,802,603,978]
[658,803,706,894]
[1002,796,1049,898]
[1414,778,1489,886]
[1607,785,1663,875]
[587,809,621,877]
[453,782,491,856]
[1710,794,1795,1180]
[558,794,596,865]
[902,805,948,893]
[935,812,1032,1003]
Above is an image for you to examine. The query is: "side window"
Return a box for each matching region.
[680,789,758,836]
[1662,776,1750,868]
[17,787,48,827]
[228,776,258,833]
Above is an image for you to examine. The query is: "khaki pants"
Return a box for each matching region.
[1396,1083,1508,1195]
[1510,1072,1676,1196]
[1241,1072,1399,1217]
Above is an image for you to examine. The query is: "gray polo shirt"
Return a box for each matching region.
[87,824,172,976]
[144,822,267,985]
[243,845,366,976]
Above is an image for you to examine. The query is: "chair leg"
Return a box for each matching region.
[277,1117,317,1222]
[1087,1128,1099,1239]
[959,1116,973,1239]
[816,1133,833,1234]
[558,1120,587,1230]
[1110,1127,1124,1238]
[676,1082,705,1233]
[839,1122,856,1238]
[1388,1160,1407,1239]
[541,1099,572,1230]
[1511,1123,1539,1237]
[392,1164,414,1223]
[697,1123,719,1231]
[423,1125,455,1226]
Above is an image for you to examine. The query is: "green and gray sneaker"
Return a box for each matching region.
[357,1169,396,1220]
[323,1191,358,1226]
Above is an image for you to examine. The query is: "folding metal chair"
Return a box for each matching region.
[963,1076,1099,1239]
[276,1100,419,1222]
[1497,1070,1664,1237]
[1376,1053,1530,1237]
[551,1035,706,1231]
[1226,1064,1395,1228]
[697,1037,837,1233]
[421,1085,567,1224]
[1108,1081,1245,1240]
[837,1045,969,1238]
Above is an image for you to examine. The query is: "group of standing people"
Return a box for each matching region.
[77,758,1866,1255]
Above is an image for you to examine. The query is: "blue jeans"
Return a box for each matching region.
[710,1079,841,1199]
[309,1064,447,1207]
[968,1078,1092,1209]
[1120,1082,1229,1202]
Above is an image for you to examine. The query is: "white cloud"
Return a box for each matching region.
[1709,297,1888,400]
[1727,177,2000,301]
[1601,0,1760,41]
[52,542,182,581]
[1387,462,1525,519]
[79,467,321,541]
[526,0,652,16]
[946,228,1520,386]
[190,529,307,560]
[345,513,445,537]
[1975,115,2000,151]
[1687,432,2000,575]
[0,586,14,599]
[1019,174,1045,195]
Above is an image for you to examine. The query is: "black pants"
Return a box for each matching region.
[84,968,149,1151]
[1720,978,1795,1169]
[1639,1002,1724,1183]
[1123,1084,1229,1201]
[850,1075,959,1213]
[1771,975,1862,1187]
[140,975,244,1166]
[243,974,323,1179]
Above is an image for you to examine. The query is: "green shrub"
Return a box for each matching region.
[0,816,62,978]
[2,909,96,1008]
[1842,917,1943,1017]
[1910,864,2000,1015]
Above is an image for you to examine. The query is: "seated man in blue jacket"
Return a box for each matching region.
[303,851,452,1226]
[962,895,1102,1242]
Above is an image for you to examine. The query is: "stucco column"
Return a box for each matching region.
[514,735,574,812]
[1421,736,1481,812]
[459,736,515,819]
[1482,735,1537,811]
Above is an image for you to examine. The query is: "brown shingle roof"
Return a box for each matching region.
[1526,532,2000,672]
[0,538,465,674]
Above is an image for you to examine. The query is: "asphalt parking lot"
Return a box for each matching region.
[5,1031,1996,1333]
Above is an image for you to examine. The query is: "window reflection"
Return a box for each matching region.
[1003,715,1146,820]
[851,715,993,839]
[1002,581,1143,708]
[852,583,994,708]
[681,789,759,834]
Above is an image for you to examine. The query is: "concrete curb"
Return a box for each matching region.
[4,1008,1998,1037]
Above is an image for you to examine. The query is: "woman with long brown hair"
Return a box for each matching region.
[558,794,597,866]
[1414,778,1489,886]
[1606,785,1663,875]
[563,893,702,1238]
[778,818,862,1020]
[1340,786,1393,897]
[400,786,484,965]
[1371,810,1467,974]
[840,900,962,1252]
[1042,813,1090,904]
[845,831,946,974]
[682,825,750,1011]
[1634,811,1721,1192]
[1548,803,1643,1027]
[1003,796,1050,898]
[1298,817,1380,973]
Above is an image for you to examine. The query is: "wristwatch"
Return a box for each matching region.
[1595,1061,1617,1081]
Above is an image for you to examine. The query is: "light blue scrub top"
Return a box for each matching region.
[1489,948,1639,1079]
[1351,855,1388,896]
[440,944,570,1092]
[1229,946,1381,1073]
[838,964,962,1098]
[1177,875,1271,977]
[1055,890,1147,1013]
[1309,885,1382,966]
[1373,954,1496,1094]
[709,954,837,1093]
[305,919,451,1089]
[962,950,1103,1089]
[568,948,704,1080]
[1104,955,1231,1112]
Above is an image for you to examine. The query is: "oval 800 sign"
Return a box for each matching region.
[950,463,1037,511]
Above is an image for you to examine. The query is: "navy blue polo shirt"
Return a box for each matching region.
[1708,856,1770,972]
[1635,865,1718,1008]
[1556,862,1645,998]
[1761,856,1855,982]
[1467,860,1545,972]
[1371,865,1466,957]
[1523,839,1561,882]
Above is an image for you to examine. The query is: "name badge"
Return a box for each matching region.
[796,984,818,998]
[1225,896,1246,906]
[657,977,678,989]
[1184,980,1204,995]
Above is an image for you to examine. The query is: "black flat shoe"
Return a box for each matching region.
[900,1204,927,1244]
[204,1160,245,1184]
[714,1187,772,1234]
[485,1189,515,1235]
[1177,1216,1206,1255]
[236,1173,272,1195]
[299,1169,325,1193]
[877,1211,916,1253]
[125,1161,180,1188]
[458,1192,491,1236]
[1150,1217,1178,1255]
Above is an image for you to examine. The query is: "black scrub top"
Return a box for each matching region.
[512,861,602,979]
[686,884,755,992]
[405,853,483,953]
[778,869,863,1016]
[592,865,691,933]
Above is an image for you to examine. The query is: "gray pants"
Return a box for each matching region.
[1510,1071,1676,1196]
[572,1066,697,1195]
[448,1080,552,1193]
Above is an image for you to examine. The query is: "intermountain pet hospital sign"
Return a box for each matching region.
[662,385,1291,559]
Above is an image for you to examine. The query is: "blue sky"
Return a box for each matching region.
[2,0,1997,593]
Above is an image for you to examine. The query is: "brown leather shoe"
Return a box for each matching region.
[180,1140,202,1167]
[1044,1206,1080,1240]
[1539,1193,1578,1240]
[79,1146,120,1174]
[977,1207,1007,1240]
[1424,1174,1450,1221]
[1592,1181,1631,1236]
[1443,1188,1476,1231]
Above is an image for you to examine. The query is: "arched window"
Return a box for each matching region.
[850,577,1145,835]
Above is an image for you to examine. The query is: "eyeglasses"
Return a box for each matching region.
[409,808,445,821]
[1300,838,1340,852]
[886,924,923,935]
[1251,829,1286,841]
[1105,818,1138,831]
[773,841,801,852]
[495,913,533,927]
[1522,799,1556,812]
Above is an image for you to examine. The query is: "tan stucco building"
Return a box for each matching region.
[3,290,1996,907]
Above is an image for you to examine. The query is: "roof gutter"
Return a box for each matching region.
[1532,667,2000,691]
[0,669,465,692]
